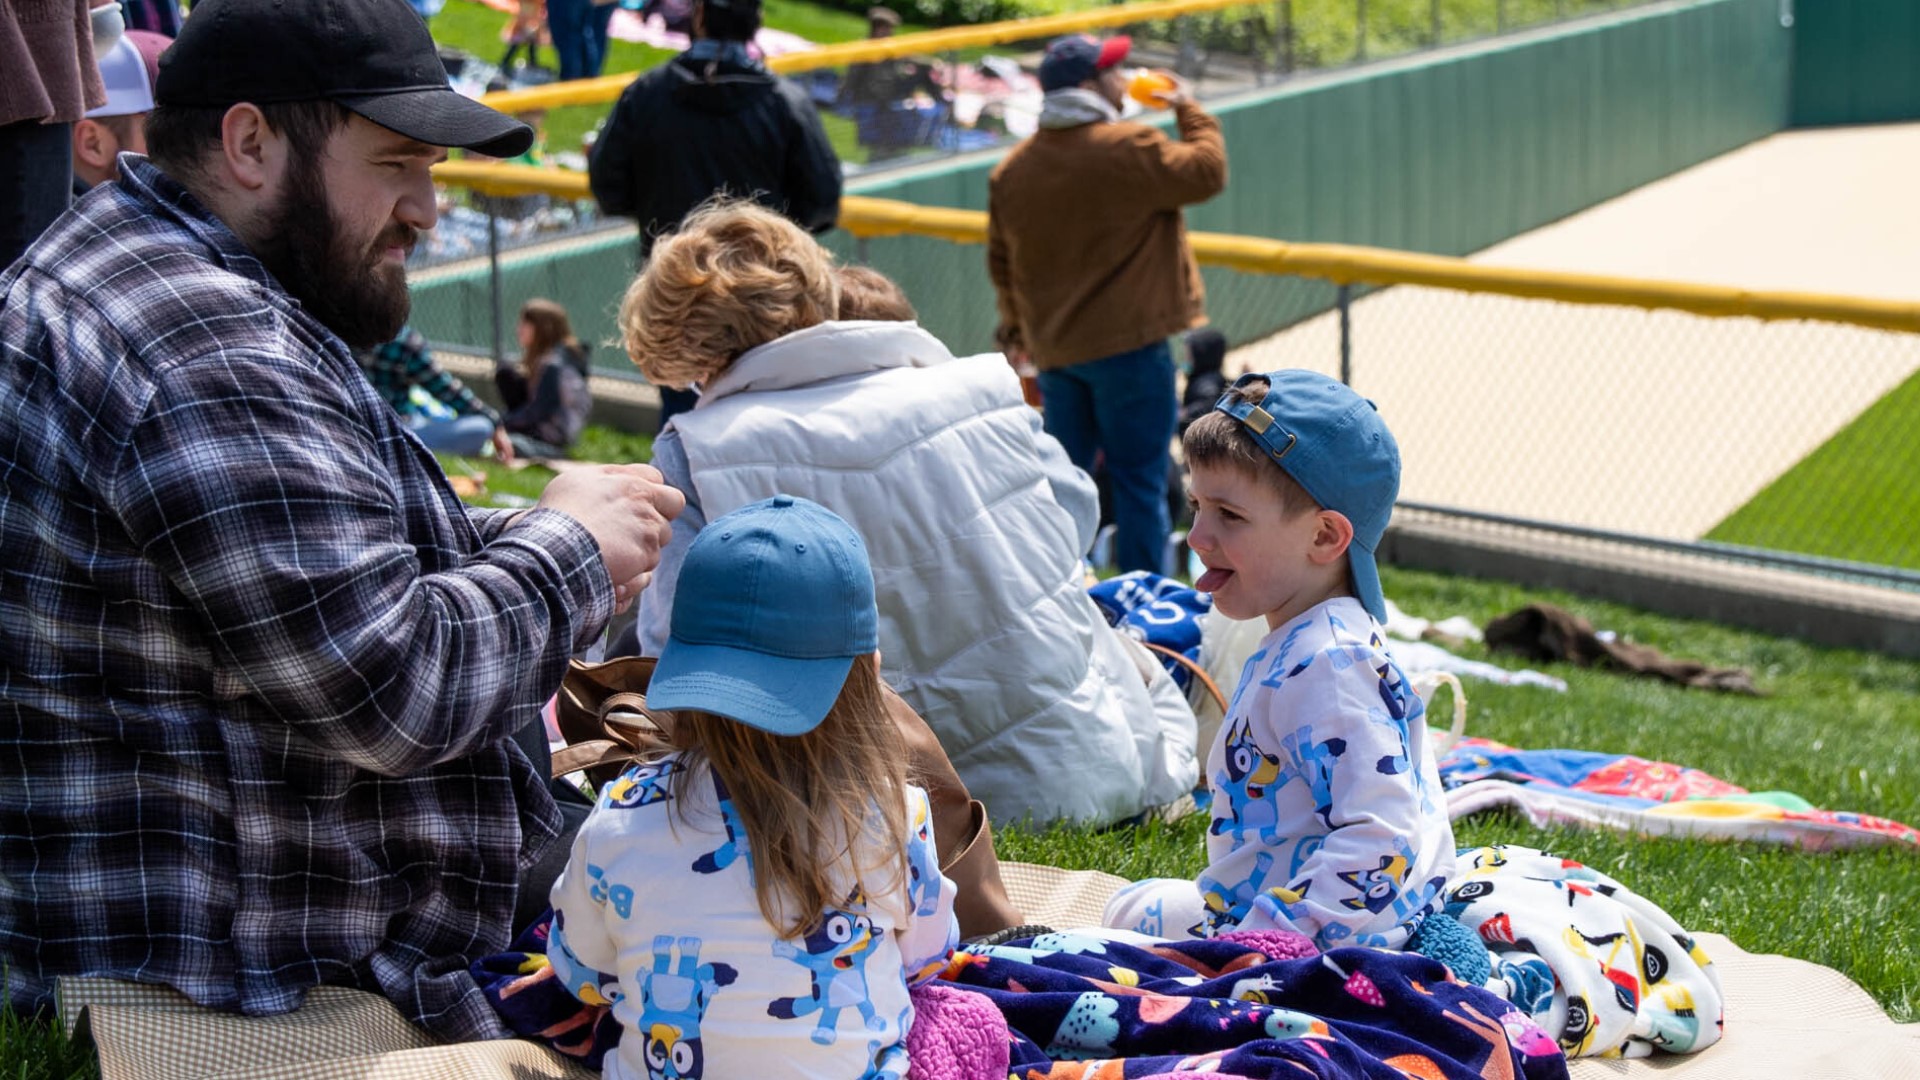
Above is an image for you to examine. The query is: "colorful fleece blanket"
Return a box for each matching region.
[1444,846,1722,1059]
[1438,736,1920,851]
[476,847,1717,1073]
[478,919,1571,1079]
[944,929,1568,1079]
[474,916,1571,1077]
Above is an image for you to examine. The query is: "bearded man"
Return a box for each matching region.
[0,0,687,1040]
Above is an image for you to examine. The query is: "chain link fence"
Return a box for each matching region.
[1201,267,1920,586]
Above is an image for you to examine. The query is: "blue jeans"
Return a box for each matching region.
[547,0,616,81]
[407,413,497,456]
[0,120,72,271]
[1037,340,1178,575]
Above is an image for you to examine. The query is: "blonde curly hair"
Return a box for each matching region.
[619,200,840,390]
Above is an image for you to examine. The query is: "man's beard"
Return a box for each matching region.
[251,161,415,349]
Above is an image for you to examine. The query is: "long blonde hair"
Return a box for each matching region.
[617,199,840,390]
[666,656,910,938]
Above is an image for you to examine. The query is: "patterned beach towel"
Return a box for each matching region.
[1439,736,1920,850]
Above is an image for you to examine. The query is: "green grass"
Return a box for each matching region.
[4,556,1917,1076]
[1707,367,1920,571]
[428,1,674,159]
[435,425,658,509]
[1347,0,1639,63]
[427,0,893,159]
[427,0,674,80]
[0,1001,95,1080]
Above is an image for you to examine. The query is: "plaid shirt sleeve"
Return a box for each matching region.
[112,347,610,774]
[468,505,525,544]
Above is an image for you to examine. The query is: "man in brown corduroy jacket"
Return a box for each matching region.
[988,33,1226,575]
[1,0,106,268]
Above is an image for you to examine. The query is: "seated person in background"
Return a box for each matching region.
[617,201,1199,827]
[70,36,152,193]
[1176,325,1227,435]
[1164,325,1229,554]
[357,325,514,459]
[497,298,592,459]
[839,5,943,160]
[835,263,917,322]
[549,495,957,1079]
[1104,371,1456,949]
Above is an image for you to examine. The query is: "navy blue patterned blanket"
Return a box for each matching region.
[942,930,1568,1080]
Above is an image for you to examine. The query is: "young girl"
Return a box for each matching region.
[548,494,959,1080]
[496,298,592,459]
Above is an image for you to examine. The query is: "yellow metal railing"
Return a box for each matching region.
[429,160,1920,334]
[476,0,1268,114]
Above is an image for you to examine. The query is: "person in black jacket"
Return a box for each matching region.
[587,0,843,432]
[1177,325,1228,435]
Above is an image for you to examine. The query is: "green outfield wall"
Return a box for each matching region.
[1790,0,1920,127]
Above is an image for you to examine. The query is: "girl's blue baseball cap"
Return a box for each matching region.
[645,495,878,736]
[1213,370,1401,624]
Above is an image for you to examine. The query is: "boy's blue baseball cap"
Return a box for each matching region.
[1213,370,1401,624]
[646,495,878,736]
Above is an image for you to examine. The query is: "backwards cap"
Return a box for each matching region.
[1212,370,1401,622]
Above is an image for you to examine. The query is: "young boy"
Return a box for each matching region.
[1105,370,1455,950]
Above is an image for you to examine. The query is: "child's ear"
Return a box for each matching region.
[1307,510,1355,566]
[73,121,106,171]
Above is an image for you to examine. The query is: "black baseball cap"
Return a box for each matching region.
[155,0,532,158]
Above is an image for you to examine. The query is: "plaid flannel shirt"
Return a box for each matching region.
[0,159,613,1040]
[358,327,501,425]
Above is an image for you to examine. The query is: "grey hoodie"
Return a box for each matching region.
[1038,87,1121,130]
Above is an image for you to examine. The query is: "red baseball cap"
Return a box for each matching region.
[1038,34,1132,91]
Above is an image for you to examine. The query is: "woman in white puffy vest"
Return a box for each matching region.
[614,200,1198,826]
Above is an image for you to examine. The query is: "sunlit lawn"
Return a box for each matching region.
[6,513,1916,1077]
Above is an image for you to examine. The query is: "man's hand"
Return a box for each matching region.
[995,326,1034,374]
[490,426,515,464]
[1003,343,1035,376]
[534,464,684,610]
[1152,73,1196,109]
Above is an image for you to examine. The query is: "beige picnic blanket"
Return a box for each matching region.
[59,863,1920,1080]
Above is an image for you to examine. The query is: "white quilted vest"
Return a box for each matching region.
[669,321,1196,824]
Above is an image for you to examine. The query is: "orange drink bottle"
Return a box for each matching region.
[1127,69,1176,108]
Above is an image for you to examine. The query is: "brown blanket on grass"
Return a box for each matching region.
[1485,603,1762,695]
